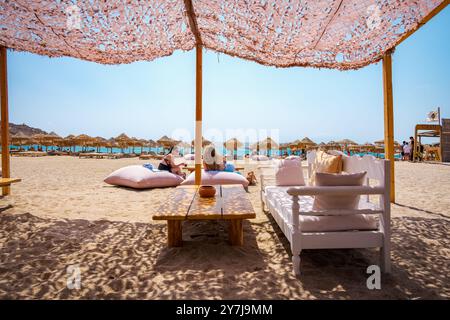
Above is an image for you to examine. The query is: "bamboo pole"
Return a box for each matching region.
[194,44,202,185]
[382,52,395,203]
[1,46,10,195]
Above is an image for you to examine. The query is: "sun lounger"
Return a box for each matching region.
[139,154,164,160]
[12,151,46,157]
[260,151,391,276]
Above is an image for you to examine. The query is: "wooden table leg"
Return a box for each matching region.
[167,220,183,247]
[229,219,243,246]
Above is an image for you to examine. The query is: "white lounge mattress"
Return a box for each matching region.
[264,186,379,232]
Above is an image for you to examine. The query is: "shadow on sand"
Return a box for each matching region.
[0,210,448,299]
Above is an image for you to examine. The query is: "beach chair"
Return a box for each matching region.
[260,151,391,275]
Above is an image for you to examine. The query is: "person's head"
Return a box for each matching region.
[403,141,406,145]
[203,144,223,170]
[410,136,414,141]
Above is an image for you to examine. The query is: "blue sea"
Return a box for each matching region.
[8,144,400,159]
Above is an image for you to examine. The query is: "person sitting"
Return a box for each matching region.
[203,145,225,171]
[158,148,186,178]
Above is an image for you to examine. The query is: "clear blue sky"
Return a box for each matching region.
[7,6,450,144]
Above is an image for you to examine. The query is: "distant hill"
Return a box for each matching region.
[8,123,48,136]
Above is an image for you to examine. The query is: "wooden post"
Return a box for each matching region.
[229,219,243,246]
[382,52,395,203]
[1,46,10,196]
[167,220,183,247]
[194,44,202,185]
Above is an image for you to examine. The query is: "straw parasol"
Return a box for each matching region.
[73,134,95,150]
[323,141,342,151]
[191,136,211,148]
[114,133,134,152]
[337,138,357,146]
[224,138,243,160]
[157,135,179,149]
[374,139,385,146]
[252,137,279,157]
[10,131,29,148]
[93,136,108,152]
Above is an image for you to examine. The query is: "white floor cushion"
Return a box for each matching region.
[104,165,184,189]
[181,169,249,187]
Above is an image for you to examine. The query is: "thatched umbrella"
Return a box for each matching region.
[337,138,357,148]
[10,131,29,149]
[115,133,133,153]
[360,143,376,153]
[62,134,76,152]
[157,135,179,153]
[93,136,108,153]
[73,134,95,152]
[253,137,279,157]
[323,141,342,151]
[32,133,61,151]
[224,138,243,160]
[190,136,211,153]
[337,138,357,145]
[374,139,385,146]
[105,138,119,153]
[300,137,316,146]
[146,139,157,153]
[158,135,179,147]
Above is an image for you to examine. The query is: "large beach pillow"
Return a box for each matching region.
[181,169,249,188]
[312,171,366,210]
[275,158,305,186]
[104,165,183,189]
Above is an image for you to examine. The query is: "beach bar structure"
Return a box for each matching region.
[1,0,449,200]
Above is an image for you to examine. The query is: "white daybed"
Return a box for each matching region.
[260,151,391,275]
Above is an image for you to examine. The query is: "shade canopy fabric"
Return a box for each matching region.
[0,0,446,69]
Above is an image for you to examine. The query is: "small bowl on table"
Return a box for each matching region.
[199,185,216,198]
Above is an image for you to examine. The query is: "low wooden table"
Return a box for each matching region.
[153,185,255,247]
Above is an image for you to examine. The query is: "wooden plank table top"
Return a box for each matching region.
[153,184,255,246]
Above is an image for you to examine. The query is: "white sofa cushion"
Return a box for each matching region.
[275,158,305,186]
[104,165,184,189]
[313,171,366,210]
[264,186,378,232]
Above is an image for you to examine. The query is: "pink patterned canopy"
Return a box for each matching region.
[0,0,446,69]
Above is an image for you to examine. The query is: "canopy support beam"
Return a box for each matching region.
[394,0,449,48]
[1,46,10,195]
[194,45,202,185]
[183,0,202,45]
[382,52,395,203]
[183,0,203,185]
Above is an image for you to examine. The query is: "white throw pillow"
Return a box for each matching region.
[312,171,366,210]
[181,169,249,187]
[275,158,305,186]
[104,165,184,189]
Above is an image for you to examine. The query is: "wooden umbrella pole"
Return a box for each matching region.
[1,46,11,196]
[382,52,395,203]
[194,44,203,185]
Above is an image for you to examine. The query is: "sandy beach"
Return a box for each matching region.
[0,156,449,299]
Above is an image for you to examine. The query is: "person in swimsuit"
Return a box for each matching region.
[158,148,186,178]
